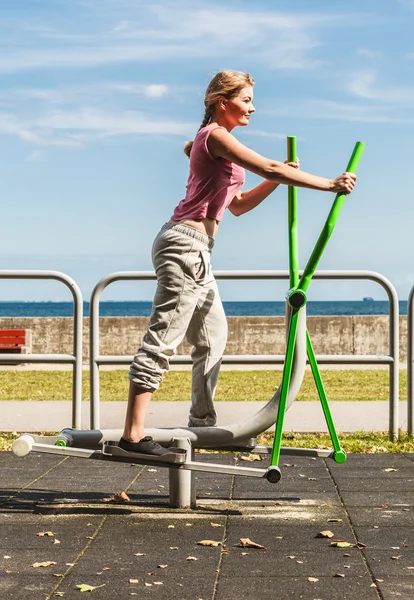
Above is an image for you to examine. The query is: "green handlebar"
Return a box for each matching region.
[287,135,297,163]
[345,141,365,173]
[297,141,365,294]
[287,136,299,288]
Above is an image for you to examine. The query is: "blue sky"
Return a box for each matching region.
[1,0,414,302]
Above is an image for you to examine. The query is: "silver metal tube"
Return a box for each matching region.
[95,354,394,365]
[0,353,76,363]
[0,270,83,429]
[169,438,195,509]
[408,286,414,436]
[88,269,398,440]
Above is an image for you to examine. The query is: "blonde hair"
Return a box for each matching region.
[183,69,255,158]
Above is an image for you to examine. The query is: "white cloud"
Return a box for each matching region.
[357,48,382,59]
[0,108,196,147]
[348,69,414,103]
[0,3,366,73]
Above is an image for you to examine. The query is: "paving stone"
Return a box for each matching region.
[362,549,414,578]
[352,525,414,549]
[0,575,58,600]
[339,490,414,507]
[347,506,414,527]
[225,519,355,551]
[215,575,379,600]
[221,548,368,578]
[376,578,414,600]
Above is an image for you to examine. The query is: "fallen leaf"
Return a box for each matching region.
[37,531,55,537]
[296,560,304,564]
[168,525,175,529]
[275,536,283,539]
[288,556,296,559]
[354,542,368,549]
[3,556,11,559]
[407,567,414,570]
[76,584,106,592]
[330,540,353,548]
[102,567,111,571]
[32,561,57,568]
[158,564,168,569]
[240,454,263,462]
[376,579,384,582]
[308,577,319,582]
[54,539,61,545]
[316,530,334,539]
[186,556,198,561]
[134,553,145,557]
[129,579,139,584]
[238,538,266,549]
[370,583,377,588]
[153,582,163,585]
[241,552,248,556]
[384,468,398,472]
[210,523,223,528]
[102,491,130,503]
[147,469,157,472]
[308,477,317,481]
[334,573,345,578]
[54,593,65,597]
[54,574,64,578]
[327,519,342,523]
[197,540,222,547]
[170,547,178,550]
[145,583,152,587]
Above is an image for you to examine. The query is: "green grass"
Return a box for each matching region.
[1,431,413,454]
[0,369,407,401]
[258,431,414,454]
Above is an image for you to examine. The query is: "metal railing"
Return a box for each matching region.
[407,285,414,436]
[0,271,83,429]
[89,270,399,438]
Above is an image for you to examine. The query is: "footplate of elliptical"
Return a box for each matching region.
[102,442,187,466]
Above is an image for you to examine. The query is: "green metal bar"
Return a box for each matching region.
[271,308,300,465]
[287,136,299,288]
[306,331,346,463]
[297,141,365,295]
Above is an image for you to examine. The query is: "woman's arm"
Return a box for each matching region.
[208,128,356,194]
[228,160,299,216]
[228,181,280,217]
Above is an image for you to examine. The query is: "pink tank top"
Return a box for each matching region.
[171,125,245,222]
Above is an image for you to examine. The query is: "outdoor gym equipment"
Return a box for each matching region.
[12,137,364,504]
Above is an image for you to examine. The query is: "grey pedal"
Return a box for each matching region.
[102,442,187,465]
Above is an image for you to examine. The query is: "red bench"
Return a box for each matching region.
[0,329,26,354]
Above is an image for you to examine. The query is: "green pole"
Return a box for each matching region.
[297,141,365,294]
[287,136,299,288]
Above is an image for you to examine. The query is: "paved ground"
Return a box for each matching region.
[1,399,408,434]
[1,450,414,600]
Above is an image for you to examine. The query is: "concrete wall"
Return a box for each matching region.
[0,315,407,363]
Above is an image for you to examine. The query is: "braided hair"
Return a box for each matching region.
[183,69,254,158]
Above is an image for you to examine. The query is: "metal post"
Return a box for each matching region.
[408,286,414,436]
[169,438,196,509]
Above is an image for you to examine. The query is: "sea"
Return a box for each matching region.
[0,300,406,318]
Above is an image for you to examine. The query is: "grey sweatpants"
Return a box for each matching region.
[129,221,228,427]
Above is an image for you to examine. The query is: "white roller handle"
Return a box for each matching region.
[12,434,34,457]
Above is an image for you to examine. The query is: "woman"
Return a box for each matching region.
[119,69,357,456]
